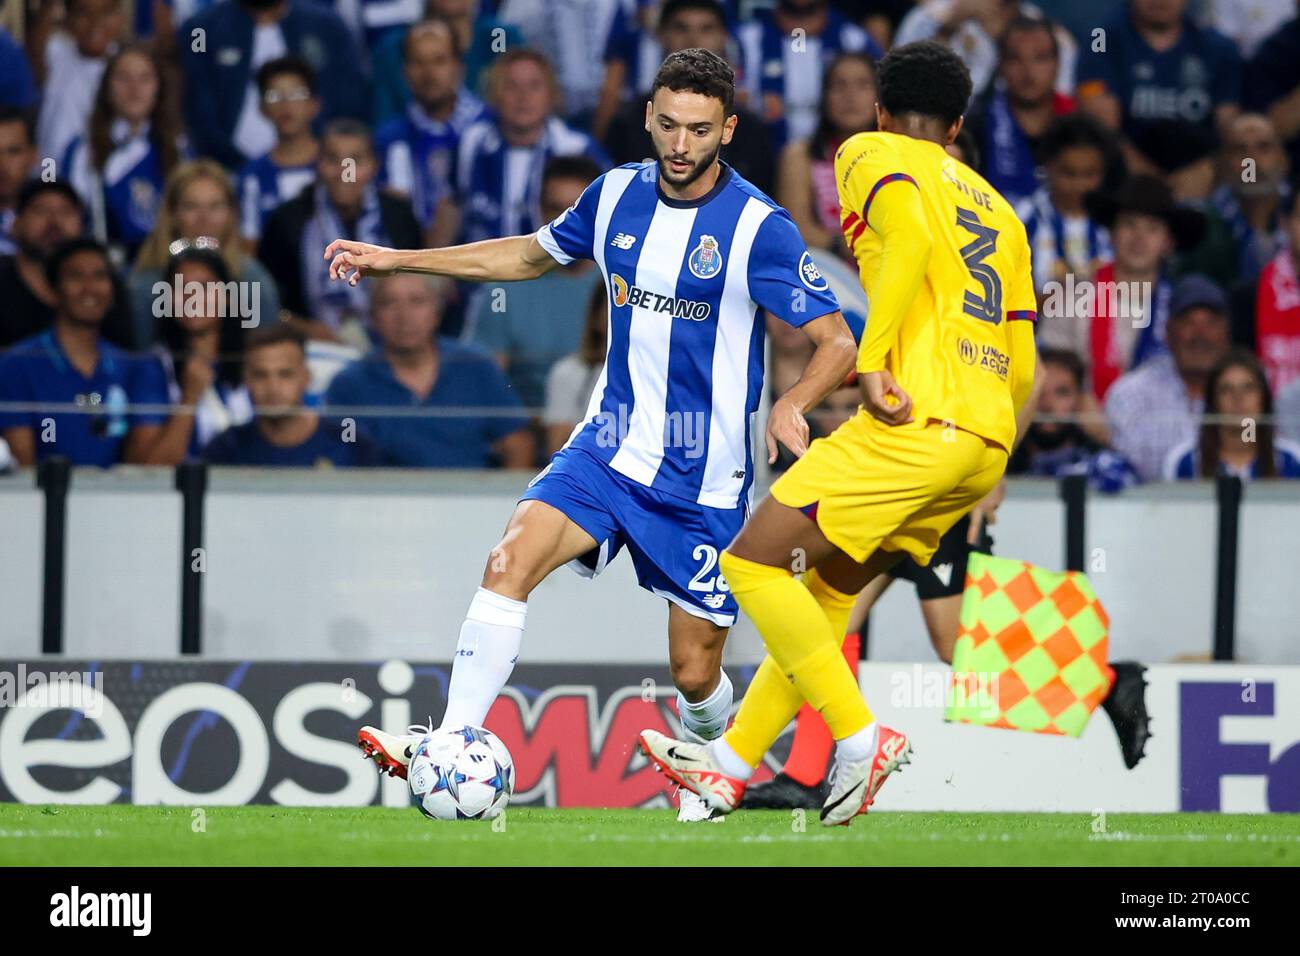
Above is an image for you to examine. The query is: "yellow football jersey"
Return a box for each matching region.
[835,130,1036,452]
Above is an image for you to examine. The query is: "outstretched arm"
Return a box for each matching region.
[324,233,561,286]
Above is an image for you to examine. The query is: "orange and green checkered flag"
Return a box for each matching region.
[945,553,1113,737]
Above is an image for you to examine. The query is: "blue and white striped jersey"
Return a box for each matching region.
[537,162,841,509]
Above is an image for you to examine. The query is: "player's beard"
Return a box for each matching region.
[657,141,722,191]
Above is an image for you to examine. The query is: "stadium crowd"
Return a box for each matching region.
[0,0,1299,484]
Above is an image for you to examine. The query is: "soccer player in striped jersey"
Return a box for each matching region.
[324,48,858,822]
[640,41,1039,825]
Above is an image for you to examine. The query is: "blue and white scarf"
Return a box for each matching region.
[300,182,386,329]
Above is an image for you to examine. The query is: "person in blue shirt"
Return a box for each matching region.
[374,19,486,237]
[1075,0,1242,199]
[370,1,525,125]
[0,26,38,112]
[0,238,169,468]
[443,48,610,247]
[177,0,368,170]
[1007,347,1141,493]
[237,55,322,245]
[205,322,382,466]
[1164,348,1300,480]
[0,107,39,257]
[736,0,884,148]
[65,43,184,265]
[325,273,533,467]
[465,155,604,408]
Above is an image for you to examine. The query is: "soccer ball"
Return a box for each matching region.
[408,725,514,820]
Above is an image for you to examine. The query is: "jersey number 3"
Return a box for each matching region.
[955,207,1002,324]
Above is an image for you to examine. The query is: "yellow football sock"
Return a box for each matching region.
[724,568,863,766]
[719,552,872,763]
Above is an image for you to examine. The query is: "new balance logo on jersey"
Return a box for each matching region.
[932,562,954,587]
[702,594,728,609]
[610,232,637,249]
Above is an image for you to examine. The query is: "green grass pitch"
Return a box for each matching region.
[3,805,1298,866]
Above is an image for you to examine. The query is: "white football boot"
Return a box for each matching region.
[639,729,747,814]
[676,787,725,823]
[357,722,432,781]
[819,725,912,827]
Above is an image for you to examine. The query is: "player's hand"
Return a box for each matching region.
[323,239,401,286]
[967,477,1007,545]
[766,395,810,463]
[860,370,913,426]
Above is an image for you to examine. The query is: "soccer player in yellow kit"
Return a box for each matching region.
[640,41,1038,826]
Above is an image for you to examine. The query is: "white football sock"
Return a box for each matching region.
[440,587,527,729]
[708,737,754,781]
[835,721,879,764]
[676,670,733,742]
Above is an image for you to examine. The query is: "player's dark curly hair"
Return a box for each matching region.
[651,48,735,116]
[877,41,972,127]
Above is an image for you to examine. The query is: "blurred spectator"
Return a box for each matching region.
[1007,347,1140,491]
[335,0,424,54]
[64,44,183,265]
[1039,175,1206,400]
[33,0,122,165]
[0,24,38,112]
[1180,112,1290,286]
[236,56,322,245]
[1077,0,1242,201]
[1245,3,1300,174]
[204,323,381,466]
[0,180,135,349]
[140,245,255,463]
[1020,113,1114,294]
[965,16,1075,208]
[1164,347,1300,478]
[777,52,877,262]
[737,0,883,147]
[178,0,367,170]
[1277,366,1300,443]
[835,0,917,49]
[444,50,609,247]
[325,274,533,467]
[1202,0,1292,58]
[498,0,627,126]
[895,1,1077,98]
[132,160,281,349]
[371,0,524,124]
[946,127,980,166]
[375,20,486,238]
[259,119,422,342]
[0,238,167,467]
[0,107,38,255]
[1254,188,1300,395]
[543,281,607,455]
[466,156,603,409]
[603,0,775,194]
[595,0,670,140]
[1106,273,1233,481]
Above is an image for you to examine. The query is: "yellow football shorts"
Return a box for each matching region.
[770,413,1008,566]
